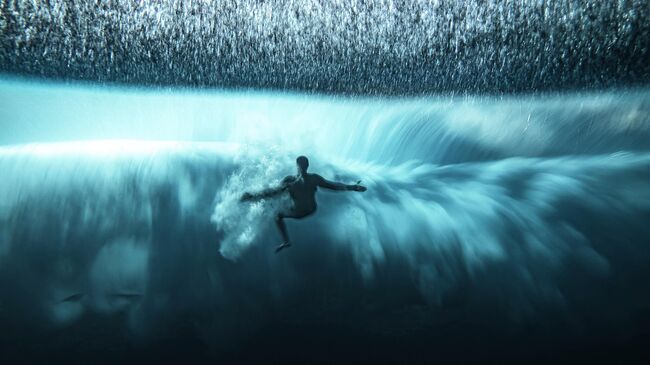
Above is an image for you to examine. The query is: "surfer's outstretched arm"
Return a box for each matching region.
[315,174,367,192]
[240,176,295,202]
[240,185,287,202]
[240,187,283,202]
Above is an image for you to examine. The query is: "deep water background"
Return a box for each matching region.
[1,80,650,363]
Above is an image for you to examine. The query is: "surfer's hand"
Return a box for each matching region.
[352,185,367,192]
[240,192,254,202]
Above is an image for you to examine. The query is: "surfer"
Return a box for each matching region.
[240,156,367,253]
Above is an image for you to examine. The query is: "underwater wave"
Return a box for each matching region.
[1,137,649,361]
[1,78,650,361]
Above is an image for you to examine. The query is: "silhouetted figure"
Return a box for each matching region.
[240,156,367,253]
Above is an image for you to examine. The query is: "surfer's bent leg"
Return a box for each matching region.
[275,212,290,244]
[274,209,315,245]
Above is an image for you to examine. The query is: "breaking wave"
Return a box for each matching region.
[1,82,649,362]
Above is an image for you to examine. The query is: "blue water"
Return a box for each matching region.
[1,79,649,362]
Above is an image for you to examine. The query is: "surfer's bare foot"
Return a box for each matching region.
[275,242,292,253]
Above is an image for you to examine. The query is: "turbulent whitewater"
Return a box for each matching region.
[1,79,649,361]
[2,1,649,94]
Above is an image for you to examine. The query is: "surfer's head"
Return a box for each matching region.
[296,155,309,173]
